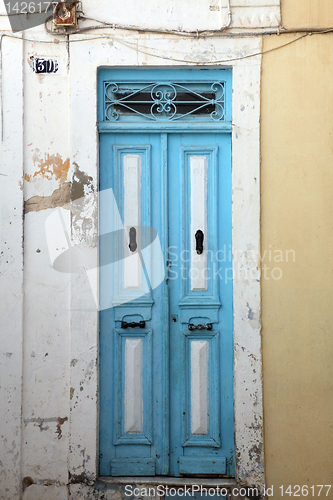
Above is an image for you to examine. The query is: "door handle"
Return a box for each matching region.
[188,323,213,331]
[195,229,204,255]
[129,227,137,252]
[121,320,145,329]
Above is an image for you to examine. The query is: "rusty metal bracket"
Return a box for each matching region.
[121,320,146,329]
[188,323,213,331]
[53,2,77,27]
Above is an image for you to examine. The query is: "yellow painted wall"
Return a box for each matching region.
[281,0,333,29]
[261,17,333,499]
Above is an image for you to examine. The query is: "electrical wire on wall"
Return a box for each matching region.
[0,0,232,140]
[1,0,333,141]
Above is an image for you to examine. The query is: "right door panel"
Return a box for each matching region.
[168,132,234,477]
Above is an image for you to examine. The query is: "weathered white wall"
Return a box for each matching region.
[80,0,280,30]
[0,0,273,497]
[0,32,24,500]
[22,37,71,495]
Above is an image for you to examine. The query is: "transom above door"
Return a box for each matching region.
[98,68,234,477]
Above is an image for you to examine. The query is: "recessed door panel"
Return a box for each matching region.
[168,133,233,476]
[100,133,167,476]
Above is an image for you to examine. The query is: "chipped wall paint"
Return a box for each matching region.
[0,0,270,498]
[0,32,24,500]
[68,32,264,495]
[24,152,70,183]
[24,182,70,213]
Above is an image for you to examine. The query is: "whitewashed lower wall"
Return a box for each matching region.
[1,6,264,497]
[0,33,24,500]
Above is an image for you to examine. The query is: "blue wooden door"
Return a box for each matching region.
[168,132,234,476]
[99,69,234,477]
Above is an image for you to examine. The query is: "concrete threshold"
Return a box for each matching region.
[98,476,237,487]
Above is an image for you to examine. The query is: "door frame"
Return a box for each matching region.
[68,35,264,491]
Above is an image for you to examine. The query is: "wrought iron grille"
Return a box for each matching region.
[104,82,225,122]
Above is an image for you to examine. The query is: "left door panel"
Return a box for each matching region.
[99,133,168,476]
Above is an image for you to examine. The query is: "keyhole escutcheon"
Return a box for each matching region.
[129,227,137,252]
[195,229,204,255]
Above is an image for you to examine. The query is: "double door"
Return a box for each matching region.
[99,130,233,477]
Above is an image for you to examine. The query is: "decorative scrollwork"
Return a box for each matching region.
[151,83,177,102]
[104,81,225,122]
[105,104,119,121]
[150,87,177,120]
[210,82,225,121]
[105,82,119,100]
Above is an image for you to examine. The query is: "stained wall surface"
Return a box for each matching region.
[2,0,333,498]
[261,4,333,495]
[0,1,266,498]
